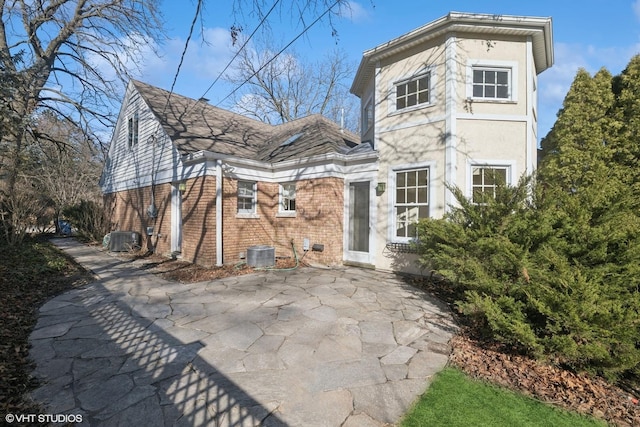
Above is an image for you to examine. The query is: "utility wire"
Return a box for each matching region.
[198,0,282,102]
[215,0,341,107]
[161,0,203,115]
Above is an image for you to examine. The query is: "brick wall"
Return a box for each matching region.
[180,176,217,266]
[221,177,344,266]
[105,175,345,268]
[103,183,172,255]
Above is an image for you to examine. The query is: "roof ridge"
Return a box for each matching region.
[132,79,272,131]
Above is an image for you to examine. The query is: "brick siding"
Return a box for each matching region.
[105,176,345,268]
[103,183,172,256]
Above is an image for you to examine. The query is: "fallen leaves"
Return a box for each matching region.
[0,238,93,419]
[449,334,640,426]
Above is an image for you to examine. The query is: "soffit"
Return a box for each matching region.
[351,12,554,97]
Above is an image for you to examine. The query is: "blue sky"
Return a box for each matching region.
[132,0,640,140]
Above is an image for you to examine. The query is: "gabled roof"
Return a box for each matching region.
[351,12,554,97]
[132,80,363,162]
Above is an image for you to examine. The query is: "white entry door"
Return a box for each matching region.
[344,181,373,264]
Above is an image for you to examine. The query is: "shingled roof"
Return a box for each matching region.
[132,80,365,163]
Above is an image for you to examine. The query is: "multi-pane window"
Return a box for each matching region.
[237,181,256,214]
[127,111,139,147]
[472,68,510,99]
[280,183,296,212]
[472,167,508,203]
[363,100,374,132]
[395,168,429,239]
[396,73,430,110]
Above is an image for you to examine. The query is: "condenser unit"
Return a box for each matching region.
[246,245,275,268]
[109,231,141,252]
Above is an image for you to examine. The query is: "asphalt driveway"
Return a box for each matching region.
[29,239,457,426]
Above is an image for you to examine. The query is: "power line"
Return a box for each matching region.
[198,0,282,102]
[215,0,341,107]
[161,0,203,115]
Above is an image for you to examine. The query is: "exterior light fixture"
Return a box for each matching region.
[376,182,386,194]
[179,182,187,192]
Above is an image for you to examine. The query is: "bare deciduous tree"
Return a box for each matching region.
[0,0,165,193]
[31,111,103,230]
[227,42,359,131]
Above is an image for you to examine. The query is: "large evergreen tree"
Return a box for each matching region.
[611,55,640,184]
[417,61,640,380]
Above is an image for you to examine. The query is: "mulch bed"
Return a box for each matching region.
[118,251,299,283]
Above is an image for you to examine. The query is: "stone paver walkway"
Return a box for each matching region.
[29,239,457,426]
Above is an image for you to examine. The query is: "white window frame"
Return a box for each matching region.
[466,60,518,102]
[237,180,257,215]
[389,66,436,114]
[388,162,435,243]
[362,97,374,134]
[467,160,516,203]
[127,111,139,148]
[278,182,296,216]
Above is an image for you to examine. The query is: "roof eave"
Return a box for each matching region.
[182,149,378,171]
[351,12,554,96]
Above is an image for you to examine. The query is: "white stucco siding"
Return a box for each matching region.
[376,39,447,132]
[455,119,527,194]
[101,85,183,194]
[454,35,530,118]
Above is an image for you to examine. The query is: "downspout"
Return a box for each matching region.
[216,159,223,266]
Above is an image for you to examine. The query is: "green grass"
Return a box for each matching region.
[401,367,607,427]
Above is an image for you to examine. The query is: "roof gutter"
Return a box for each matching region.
[181,149,378,171]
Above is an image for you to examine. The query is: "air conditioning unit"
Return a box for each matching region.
[109,231,141,252]
[246,245,275,268]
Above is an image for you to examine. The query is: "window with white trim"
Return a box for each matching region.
[395,72,431,110]
[362,99,374,132]
[127,111,139,148]
[395,168,429,239]
[472,67,510,100]
[471,166,508,203]
[237,181,256,214]
[280,183,296,212]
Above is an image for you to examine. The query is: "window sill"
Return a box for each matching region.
[467,98,517,104]
[276,212,296,218]
[236,213,260,219]
[389,102,435,117]
[385,242,418,254]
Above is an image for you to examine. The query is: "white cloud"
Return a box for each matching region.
[536,40,640,137]
[133,26,238,101]
[633,0,640,21]
[338,1,371,23]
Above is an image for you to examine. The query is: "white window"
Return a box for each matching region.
[237,181,256,214]
[471,166,509,203]
[472,68,510,99]
[280,183,296,212]
[394,168,429,239]
[127,111,139,147]
[395,73,431,110]
[362,99,374,132]
[466,60,517,102]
